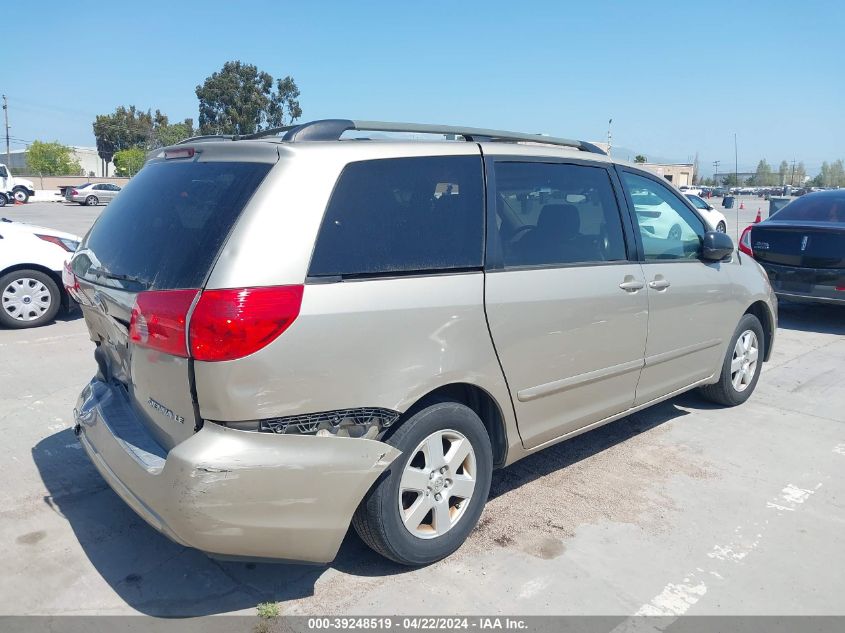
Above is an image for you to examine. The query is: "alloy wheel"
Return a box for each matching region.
[398,429,477,539]
[730,329,759,392]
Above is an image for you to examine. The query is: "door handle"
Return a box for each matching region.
[648,277,671,290]
[619,279,645,292]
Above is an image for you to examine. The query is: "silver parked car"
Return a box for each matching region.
[68,119,777,566]
[65,182,121,205]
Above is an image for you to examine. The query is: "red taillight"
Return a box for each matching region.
[738,225,754,257]
[164,147,195,160]
[189,285,304,362]
[129,289,199,357]
[62,260,80,297]
[71,189,78,195]
[836,286,845,292]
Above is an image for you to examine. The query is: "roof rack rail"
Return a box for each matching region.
[272,119,605,154]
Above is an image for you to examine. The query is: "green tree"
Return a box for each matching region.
[752,159,774,186]
[830,159,845,187]
[154,118,195,146]
[113,148,147,177]
[93,105,155,165]
[633,154,647,163]
[195,61,302,135]
[25,140,82,176]
[778,160,789,186]
[794,161,807,185]
[818,161,831,187]
[721,173,739,186]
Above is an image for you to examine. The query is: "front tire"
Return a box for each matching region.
[13,188,30,203]
[717,221,727,233]
[699,313,764,406]
[353,400,493,565]
[0,269,61,329]
[85,195,98,206]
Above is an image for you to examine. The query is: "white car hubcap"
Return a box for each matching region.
[2,277,52,322]
[398,429,476,539]
[730,330,759,392]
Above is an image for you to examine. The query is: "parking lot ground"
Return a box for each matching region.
[1,199,843,617]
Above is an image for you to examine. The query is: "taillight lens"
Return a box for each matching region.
[738,225,754,257]
[129,289,199,357]
[71,189,78,195]
[189,285,304,362]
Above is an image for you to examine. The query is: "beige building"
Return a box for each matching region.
[4,146,115,177]
[589,143,696,186]
[641,163,695,187]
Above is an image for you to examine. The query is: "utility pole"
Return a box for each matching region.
[790,159,796,186]
[2,95,9,167]
[607,118,612,157]
[713,160,720,185]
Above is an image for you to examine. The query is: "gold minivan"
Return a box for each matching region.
[69,120,776,565]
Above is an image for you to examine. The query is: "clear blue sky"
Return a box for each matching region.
[4,0,843,175]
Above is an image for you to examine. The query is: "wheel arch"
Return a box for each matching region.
[389,382,509,469]
[744,300,774,362]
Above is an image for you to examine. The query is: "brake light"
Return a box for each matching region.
[71,189,78,196]
[739,225,754,257]
[164,147,195,160]
[62,261,80,298]
[189,286,304,362]
[129,289,199,357]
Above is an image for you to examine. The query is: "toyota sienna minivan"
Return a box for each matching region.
[68,119,777,565]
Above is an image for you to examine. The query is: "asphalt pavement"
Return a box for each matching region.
[1,198,842,617]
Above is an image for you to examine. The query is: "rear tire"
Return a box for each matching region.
[85,195,98,206]
[353,399,493,566]
[699,313,764,406]
[0,269,61,329]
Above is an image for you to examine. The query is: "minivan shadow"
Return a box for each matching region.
[33,398,691,616]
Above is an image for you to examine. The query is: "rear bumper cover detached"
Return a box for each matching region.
[74,379,401,563]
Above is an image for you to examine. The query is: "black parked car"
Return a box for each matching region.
[739,190,844,305]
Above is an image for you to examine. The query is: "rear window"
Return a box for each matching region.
[308,156,484,278]
[78,161,271,289]
[772,194,845,223]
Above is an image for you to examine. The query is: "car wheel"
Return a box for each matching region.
[0,193,7,207]
[0,269,61,329]
[12,188,29,203]
[717,221,727,233]
[699,313,764,406]
[668,224,683,240]
[353,399,493,565]
[85,195,98,206]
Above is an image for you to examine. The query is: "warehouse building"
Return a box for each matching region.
[3,146,115,177]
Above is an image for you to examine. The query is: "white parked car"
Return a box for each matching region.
[0,218,81,328]
[679,186,703,196]
[684,193,728,233]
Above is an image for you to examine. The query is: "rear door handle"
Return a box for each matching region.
[619,279,645,292]
[648,277,671,290]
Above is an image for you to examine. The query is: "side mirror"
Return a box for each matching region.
[706,204,715,210]
[701,230,734,261]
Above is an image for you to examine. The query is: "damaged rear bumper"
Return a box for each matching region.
[74,379,401,563]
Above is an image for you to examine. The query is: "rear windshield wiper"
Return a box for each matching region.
[87,266,151,289]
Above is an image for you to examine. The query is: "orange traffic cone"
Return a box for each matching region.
[754,208,762,223]
[13,199,23,205]
[739,201,745,210]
